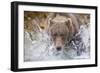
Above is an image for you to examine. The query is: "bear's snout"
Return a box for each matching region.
[55,36,64,51]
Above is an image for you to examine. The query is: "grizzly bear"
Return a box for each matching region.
[48,13,80,51]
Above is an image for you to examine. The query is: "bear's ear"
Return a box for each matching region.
[65,18,73,29]
[47,13,56,26]
[50,20,54,25]
[66,18,73,25]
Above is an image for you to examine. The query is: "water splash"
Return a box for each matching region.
[24,25,90,62]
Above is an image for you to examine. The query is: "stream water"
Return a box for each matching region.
[24,25,90,62]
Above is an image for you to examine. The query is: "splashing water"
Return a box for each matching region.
[24,25,90,62]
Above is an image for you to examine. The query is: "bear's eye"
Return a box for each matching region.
[60,33,64,36]
[53,33,57,36]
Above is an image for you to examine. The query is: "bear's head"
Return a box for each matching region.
[48,14,74,51]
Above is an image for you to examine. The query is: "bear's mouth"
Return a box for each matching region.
[54,48,64,55]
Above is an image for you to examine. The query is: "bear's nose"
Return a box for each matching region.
[56,47,61,51]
